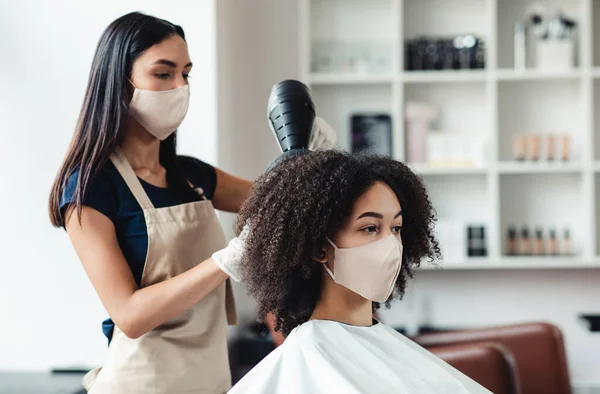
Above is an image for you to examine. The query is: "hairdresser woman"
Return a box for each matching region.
[48,12,332,394]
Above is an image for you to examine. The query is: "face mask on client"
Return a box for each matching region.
[325,234,403,303]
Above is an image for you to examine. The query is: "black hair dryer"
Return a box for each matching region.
[265,80,315,173]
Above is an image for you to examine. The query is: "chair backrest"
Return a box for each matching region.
[428,342,521,394]
[413,322,572,394]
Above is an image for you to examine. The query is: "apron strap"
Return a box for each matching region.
[110,147,155,210]
[186,180,208,201]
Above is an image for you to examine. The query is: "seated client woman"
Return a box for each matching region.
[229,150,489,393]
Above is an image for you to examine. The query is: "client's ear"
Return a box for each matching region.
[313,249,328,264]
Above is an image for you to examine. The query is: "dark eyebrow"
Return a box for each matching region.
[152,59,193,68]
[357,212,383,220]
[356,210,403,220]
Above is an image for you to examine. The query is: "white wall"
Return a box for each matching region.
[216,0,299,178]
[215,0,301,325]
[0,0,217,370]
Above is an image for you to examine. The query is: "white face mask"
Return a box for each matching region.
[128,83,190,141]
[325,234,403,303]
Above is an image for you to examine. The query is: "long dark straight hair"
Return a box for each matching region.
[49,12,194,227]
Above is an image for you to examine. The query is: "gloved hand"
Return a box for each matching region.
[212,225,249,282]
[308,117,337,151]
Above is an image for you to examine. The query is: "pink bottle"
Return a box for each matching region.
[405,101,439,163]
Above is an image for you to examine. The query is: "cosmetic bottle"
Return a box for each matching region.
[480,226,488,257]
[513,135,526,161]
[507,226,517,256]
[563,229,572,256]
[549,229,559,256]
[514,22,527,70]
[534,228,544,256]
[467,225,487,257]
[546,135,555,161]
[560,135,570,161]
[528,134,541,161]
[519,226,530,255]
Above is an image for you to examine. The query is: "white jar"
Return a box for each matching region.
[536,40,574,71]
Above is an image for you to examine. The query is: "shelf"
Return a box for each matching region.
[309,70,585,85]
[413,162,587,175]
[402,70,487,83]
[496,69,582,81]
[595,82,600,161]
[307,73,393,85]
[409,164,487,175]
[596,175,600,256]
[497,161,583,174]
[419,257,598,270]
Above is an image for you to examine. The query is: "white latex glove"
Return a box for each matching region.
[308,116,337,151]
[212,225,249,282]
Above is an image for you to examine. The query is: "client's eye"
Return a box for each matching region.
[361,225,378,233]
[392,225,402,233]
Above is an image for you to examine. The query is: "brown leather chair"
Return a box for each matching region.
[428,342,521,394]
[413,322,572,394]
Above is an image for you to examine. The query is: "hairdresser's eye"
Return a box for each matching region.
[361,225,378,233]
[156,73,171,80]
[392,225,402,234]
[183,73,191,80]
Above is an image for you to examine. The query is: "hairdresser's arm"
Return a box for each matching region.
[212,168,253,213]
[66,206,230,339]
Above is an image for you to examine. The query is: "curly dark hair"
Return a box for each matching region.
[235,150,440,336]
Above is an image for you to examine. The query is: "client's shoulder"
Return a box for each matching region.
[227,333,308,394]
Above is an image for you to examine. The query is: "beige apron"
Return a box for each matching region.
[82,148,237,394]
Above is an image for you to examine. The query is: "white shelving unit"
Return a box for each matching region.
[421,257,599,270]
[497,161,584,174]
[307,73,394,85]
[299,0,600,270]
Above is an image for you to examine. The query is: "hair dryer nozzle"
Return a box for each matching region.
[268,80,316,153]
[265,149,312,173]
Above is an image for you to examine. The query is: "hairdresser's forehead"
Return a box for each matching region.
[136,35,191,66]
[351,182,401,218]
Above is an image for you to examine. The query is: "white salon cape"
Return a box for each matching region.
[228,320,491,394]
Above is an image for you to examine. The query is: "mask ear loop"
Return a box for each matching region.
[126,80,139,106]
[326,238,337,249]
[323,238,337,280]
[324,265,335,280]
